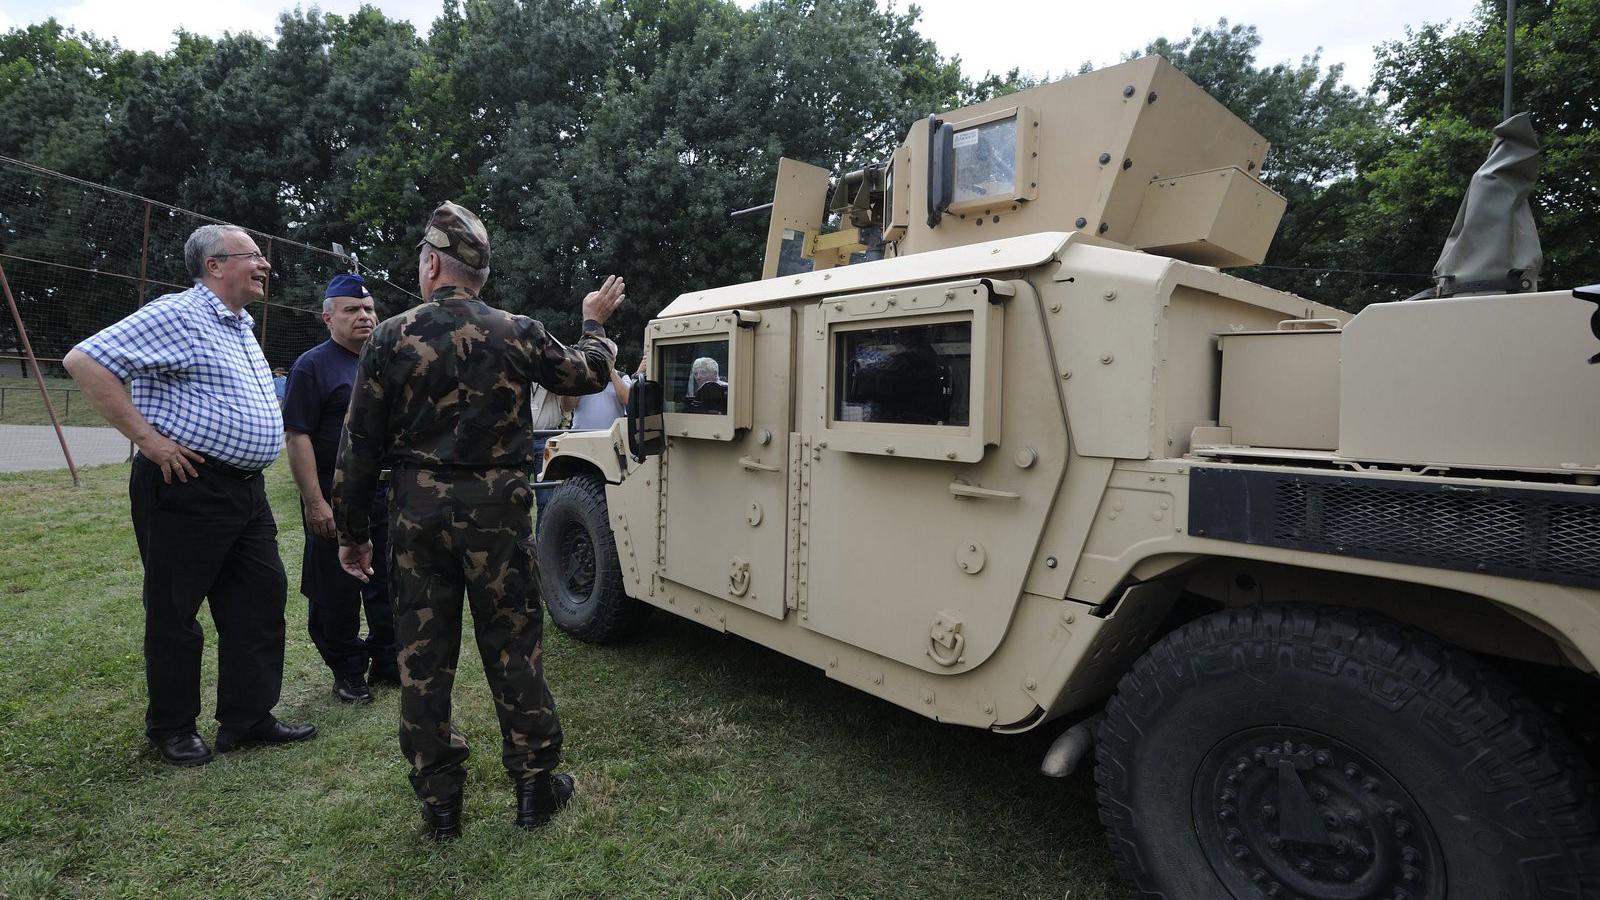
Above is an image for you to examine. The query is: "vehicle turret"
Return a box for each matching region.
[763,55,1285,277]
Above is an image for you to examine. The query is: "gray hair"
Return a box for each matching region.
[691,357,720,381]
[184,224,249,282]
[422,245,489,289]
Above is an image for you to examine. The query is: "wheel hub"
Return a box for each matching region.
[558,521,596,600]
[1193,727,1443,900]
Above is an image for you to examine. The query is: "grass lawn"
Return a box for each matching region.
[0,376,110,428]
[0,461,1122,899]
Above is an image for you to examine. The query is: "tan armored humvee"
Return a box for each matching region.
[537,55,1600,898]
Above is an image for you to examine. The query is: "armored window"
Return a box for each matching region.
[659,339,730,416]
[952,118,1017,205]
[775,229,814,278]
[834,322,972,426]
[814,278,1006,463]
[647,310,755,441]
[942,106,1038,214]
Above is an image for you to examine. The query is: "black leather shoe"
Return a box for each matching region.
[153,732,213,767]
[421,796,462,842]
[514,772,575,829]
[215,719,318,752]
[333,675,373,705]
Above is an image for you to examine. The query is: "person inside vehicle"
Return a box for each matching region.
[686,356,727,413]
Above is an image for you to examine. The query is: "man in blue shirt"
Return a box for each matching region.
[63,223,317,767]
[283,274,395,705]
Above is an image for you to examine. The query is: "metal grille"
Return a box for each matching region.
[1189,467,1600,589]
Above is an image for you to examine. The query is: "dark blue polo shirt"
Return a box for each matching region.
[283,338,360,479]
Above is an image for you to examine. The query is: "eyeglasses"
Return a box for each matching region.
[210,251,267,263]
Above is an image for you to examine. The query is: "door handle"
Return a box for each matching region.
[949,481,1019,501]
[739,456,780,473]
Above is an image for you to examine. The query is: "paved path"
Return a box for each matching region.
[0,424,130,472]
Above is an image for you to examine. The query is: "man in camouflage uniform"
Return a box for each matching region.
[332,201,623,841]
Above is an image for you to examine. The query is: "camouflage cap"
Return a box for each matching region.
[417,201,491,269]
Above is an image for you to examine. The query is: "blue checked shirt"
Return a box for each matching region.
[74,285,283,470]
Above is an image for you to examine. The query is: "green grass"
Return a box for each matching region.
[0,377,110,427]
[0,461,1121,899]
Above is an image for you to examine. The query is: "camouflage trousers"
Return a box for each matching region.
[388,467,563,805]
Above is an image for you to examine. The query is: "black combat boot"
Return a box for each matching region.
[421,796,463,842]
[333,674,373,704]
[514,772,575,830]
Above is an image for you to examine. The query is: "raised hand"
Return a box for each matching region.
[581,275,626,324]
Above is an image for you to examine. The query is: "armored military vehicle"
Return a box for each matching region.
[536,55,1600,898]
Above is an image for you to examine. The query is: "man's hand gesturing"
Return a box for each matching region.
[581,275,626,324]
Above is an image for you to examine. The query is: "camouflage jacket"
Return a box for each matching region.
[332,285,613,545]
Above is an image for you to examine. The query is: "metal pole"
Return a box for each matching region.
[0,260,80,485]
[133,201,152,462]
[137,201,152,307]
[259,236,272,356]
[1504,0,1515,121]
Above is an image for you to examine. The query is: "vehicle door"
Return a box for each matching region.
[794,277,1064,674]
[651,308,794,620]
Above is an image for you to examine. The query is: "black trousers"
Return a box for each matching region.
[129,454,288,741]
[302,479,394,679]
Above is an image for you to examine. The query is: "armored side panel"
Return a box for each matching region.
[1125,167,1284,268]
[1339,291,1600,473]
[761,158,832,280]
[1217,326,1341,450]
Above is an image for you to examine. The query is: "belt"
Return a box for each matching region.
[135,452,263,481]
[201,458,265,481]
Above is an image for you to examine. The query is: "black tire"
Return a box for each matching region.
[536,474,649,643]
[1095,604,1600,900]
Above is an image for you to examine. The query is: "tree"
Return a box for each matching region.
[1348,0,1600,301]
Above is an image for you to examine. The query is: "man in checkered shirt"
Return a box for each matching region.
[64,224,317,767]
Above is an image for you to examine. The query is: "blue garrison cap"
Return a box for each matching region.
[324,273,370,299]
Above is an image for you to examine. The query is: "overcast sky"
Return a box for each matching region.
[0,0,1481,91]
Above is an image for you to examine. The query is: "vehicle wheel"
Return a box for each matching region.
[536,474,649,643]
[1095,604,1600,900]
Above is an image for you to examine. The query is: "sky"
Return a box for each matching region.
[0,0,1483,91]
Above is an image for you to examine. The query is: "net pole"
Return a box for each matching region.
[1503,0,1516,121]
[0,260,80,485]
[260,237,273,352]
[133,201,152,462]
[137,201,152,307]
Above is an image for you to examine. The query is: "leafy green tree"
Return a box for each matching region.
[0,21,130,178]
[1349,0,1600,302]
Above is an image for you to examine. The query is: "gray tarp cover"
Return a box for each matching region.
[1432,112,1543,295]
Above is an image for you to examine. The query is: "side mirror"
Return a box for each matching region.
[1576,285,1600,365]
[926,115,954,228]
[626,378,666,460]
